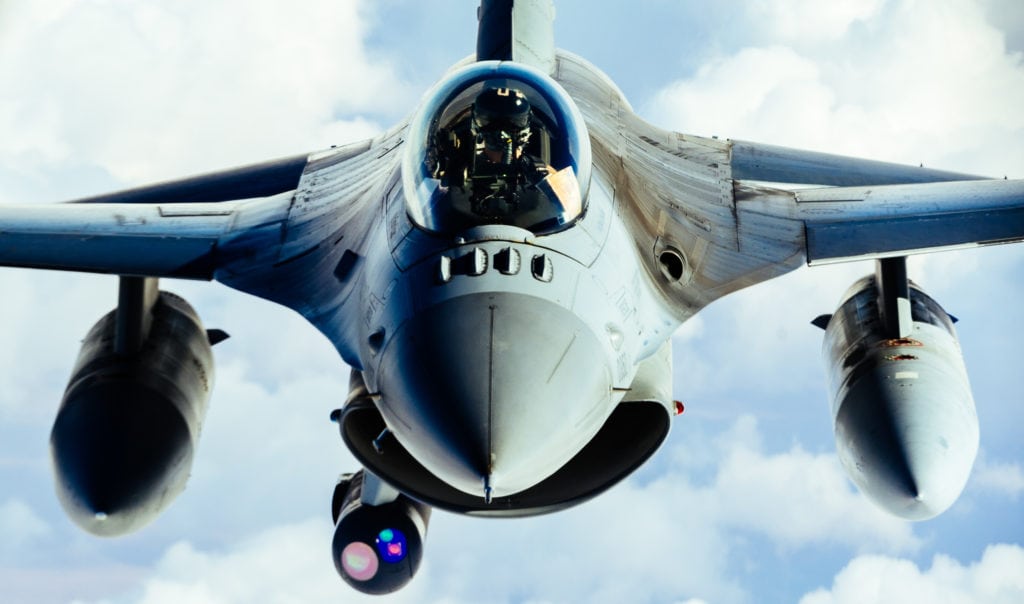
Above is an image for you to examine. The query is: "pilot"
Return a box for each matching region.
[464,87,551,219]
[471,87,534,166]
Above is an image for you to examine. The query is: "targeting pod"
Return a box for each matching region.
[50,290,215,536]
[816,268,978,520]
[331,471,431,595]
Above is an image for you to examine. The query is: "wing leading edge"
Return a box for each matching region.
[728,139,986,186]
[0,153,312,279]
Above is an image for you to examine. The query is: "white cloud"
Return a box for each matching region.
[0,271,117,421]
[748,0,885,42]
[972,458,1024,500]
[800,544,1024,604]
[707,418,919,553]
[649,45,827,139]
[0,0,404,187]
[132,520,344,604]
[86,416,919,604]
[647,0,1024,176]
[0,565,147,604]
[669,259,874,403]
[676,416,920,554]
[0,499,51,553]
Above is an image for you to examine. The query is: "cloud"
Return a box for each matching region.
[671,260,873,400]
[0,0,405,189]
[0,270,120,421]
[705,418,919,553]
[672,416,920,554]
[0,499,51,554]
[748,0,885,42]
[163,356,355,535]
[799,544,1024,604]
[649,45,828,139]
[79,416,919,604]
[131,520,344,604]
[646,0,1024,176]
[972,458,1024,500]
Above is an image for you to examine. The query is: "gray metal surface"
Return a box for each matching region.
[553,50,1024,317]
[729,139,985,185]
[0,194,291,279]
[51,292,215,535]
[376,291,613,498]
[794,179,1024,263]
[820,277,978,520]
[476,0,556,75]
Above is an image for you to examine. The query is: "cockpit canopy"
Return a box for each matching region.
[403,61,592,236]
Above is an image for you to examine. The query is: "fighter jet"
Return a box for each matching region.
[1,0,1022,595]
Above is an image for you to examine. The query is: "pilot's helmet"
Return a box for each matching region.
[472,87,532,148]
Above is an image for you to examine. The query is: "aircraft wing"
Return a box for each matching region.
[717,138,1024,266]
[741,178,1024,265]
[728,139,987,186]
[0,154,308,279]
[0,194,293,279]
[600,102,1024,313]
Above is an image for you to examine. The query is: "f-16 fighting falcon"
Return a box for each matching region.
[1,0,1022,596]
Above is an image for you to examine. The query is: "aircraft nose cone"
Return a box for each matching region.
[376,293,614,498]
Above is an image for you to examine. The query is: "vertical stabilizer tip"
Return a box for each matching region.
[483,475,493,504]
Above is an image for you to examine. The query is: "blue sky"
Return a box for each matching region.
[1,1,1022,602]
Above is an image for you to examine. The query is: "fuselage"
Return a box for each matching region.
[216,56,700,513]
[217,60,682,506]
[346,62,679,501]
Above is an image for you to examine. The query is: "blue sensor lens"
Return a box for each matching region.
[376,528,408,563]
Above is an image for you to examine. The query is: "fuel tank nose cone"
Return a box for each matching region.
[376,293,614,498]
[50,388,195,537]
[834,374,979,521]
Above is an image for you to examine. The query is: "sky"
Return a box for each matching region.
[0,0,1022,602]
